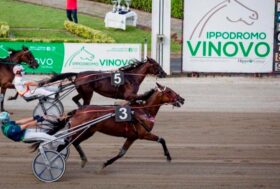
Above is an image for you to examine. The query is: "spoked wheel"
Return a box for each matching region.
[33,101,62,117]
[32,150,65,183]
[47,99,64,115]
[55,100,64,115]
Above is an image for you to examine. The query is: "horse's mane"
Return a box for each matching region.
[140,88,156,101]
[130,88,156,105]
[41,72,77,85]
[7,48,20,56]
[0,48,18,63]
[119,59,145,72]
[0,57,9,63]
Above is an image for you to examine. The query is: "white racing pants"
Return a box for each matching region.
[24,86,59,98]
[22,129,57,142]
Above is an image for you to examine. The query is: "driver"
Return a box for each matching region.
[0,111,64,143]
[13,65,59,98]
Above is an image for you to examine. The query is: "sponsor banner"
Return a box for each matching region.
[0,42,142,73]
[183,0,275,73]
[0,42,64,74]
[62,43,141,73]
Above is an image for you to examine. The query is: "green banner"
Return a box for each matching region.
[0,42,64,74]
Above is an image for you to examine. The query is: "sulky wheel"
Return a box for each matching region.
[46,99,64,115]
[55,100,64,115]
[32,150,66,183]
[33,101,62,117]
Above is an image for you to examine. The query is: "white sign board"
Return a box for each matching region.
[62,43,141,73]
[183,0,275,73]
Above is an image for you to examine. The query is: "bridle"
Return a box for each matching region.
[19,50,37,67]
[9,50,37,68]
[157,87,179,105]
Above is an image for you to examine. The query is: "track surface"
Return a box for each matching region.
[0,111,279,189]
[0,77,280,188]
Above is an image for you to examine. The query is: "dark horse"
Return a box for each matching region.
[0,46,39,111]
[41,57,167,106]
[54,83,184,168]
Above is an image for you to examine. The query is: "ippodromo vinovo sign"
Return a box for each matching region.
[0,42,141,74]
[183,0,275,73]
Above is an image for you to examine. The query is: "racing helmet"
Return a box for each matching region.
[13,65,24,74]
[0,112,10,123]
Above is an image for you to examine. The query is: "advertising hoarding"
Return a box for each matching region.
[183,0,275,73]
[62,43,141,72]
[0,42,64,74]
[0,42,141,74]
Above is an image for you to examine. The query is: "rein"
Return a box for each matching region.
[76,72,147,80]
[0,49,33,66]
[76,103,168,115]
[75,72,148,87]
[0,61,23,65]
[75,75,111,86]
[44,72,148,88]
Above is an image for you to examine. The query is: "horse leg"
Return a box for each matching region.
[0,82,16,110]
[82,91,93,106]
[0,87,6,111]
[56,139,88,168]
[76,86,94,106]
[8,92,18,101]
[2,83,18,101]
[1,82,18,101]
[103,138,135,169]
[142,133,172,161]
[72,94,82,107]
[74,143,88,168]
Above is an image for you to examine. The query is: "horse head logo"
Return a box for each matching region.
[226,0,258,25]
[190,0,259,40]
[65,47,95,67]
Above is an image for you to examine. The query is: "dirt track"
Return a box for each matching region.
[0,110,279,189]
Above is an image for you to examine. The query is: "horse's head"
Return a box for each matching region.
[145,57,167,78]
[10,46,39,69]
[155,82,185,107]
[225,0,258,25]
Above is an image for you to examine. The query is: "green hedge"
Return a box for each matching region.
[171,0,183,19]
[0,38,96,43]
[64,21,115,43]
[88,0,183,19]
[0,22,10,38]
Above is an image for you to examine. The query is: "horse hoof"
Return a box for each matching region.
[167,156,172,162]
[81,159,88,168]
[95,163,105,174]
[8,96,15,101]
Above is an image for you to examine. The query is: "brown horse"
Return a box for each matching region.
[0,46,39,111]
[41,57,167,106]
[59,83,184,168]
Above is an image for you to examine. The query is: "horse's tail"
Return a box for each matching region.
[48,112,75,135]
[67,109,77,117]
[29,142,41,152]
[40,72,78,86]
[53,72,78,82]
